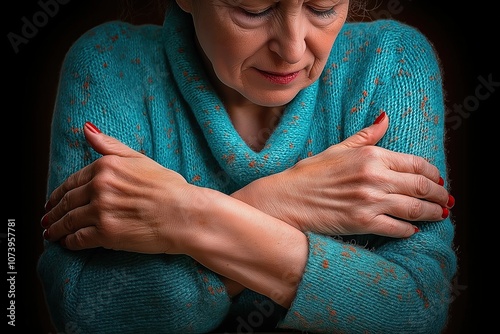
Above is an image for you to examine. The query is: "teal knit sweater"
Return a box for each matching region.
[38,4,457,334]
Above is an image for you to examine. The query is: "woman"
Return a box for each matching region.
[38,0,457,333]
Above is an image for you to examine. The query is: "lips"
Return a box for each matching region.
[258,70,300,85]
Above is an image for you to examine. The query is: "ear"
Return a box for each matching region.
[175,0,193,13]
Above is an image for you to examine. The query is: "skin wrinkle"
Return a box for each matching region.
[181,0,349,150]
[37,1,456,332]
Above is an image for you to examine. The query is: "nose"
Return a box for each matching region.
[268,15,306,64]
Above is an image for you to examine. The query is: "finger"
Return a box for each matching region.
[368,215,419,238]
[59,227,102,251]
[44,204,96,242]
[41,184,90,229]
[381,150,444,187]
[341,112,389,149]
[382,194,449,222]
[384,170,451,208]
[84,122,143,158]
[46,164,95,211]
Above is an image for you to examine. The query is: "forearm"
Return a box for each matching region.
[231,174,299,229]
[220,180,301,298]
[38,243,231,333]
[277,228,456,333]
[185,186,308,308]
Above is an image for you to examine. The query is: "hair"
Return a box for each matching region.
[347,0,372,21]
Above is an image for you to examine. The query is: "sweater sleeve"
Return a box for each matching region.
[37,22,230,334]
[278,21,457,334]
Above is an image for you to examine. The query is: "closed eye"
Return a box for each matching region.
[308,6,337,18]
[240,6,274,19]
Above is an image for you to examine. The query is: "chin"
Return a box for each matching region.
[244,89,301,108]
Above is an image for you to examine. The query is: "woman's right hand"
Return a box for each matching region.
[232,112,454,238]
[41,122,203,254]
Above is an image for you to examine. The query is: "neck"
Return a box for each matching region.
[195,39,285,151]
[227,102,284,152]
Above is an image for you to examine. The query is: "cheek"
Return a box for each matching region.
[312,29,339,57]
[308,35,338,75]
[206,34,258,79]
[195,18,253,73]
[212,44,244,69]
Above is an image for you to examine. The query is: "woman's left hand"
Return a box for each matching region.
[232,113,453,238]
[41,122,199,254]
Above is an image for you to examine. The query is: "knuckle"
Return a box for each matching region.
[61,175,74,193]
[384,221,399,236]
[411,155,426,175]
[96,213,118,237]
[93,190,116,213]
[62,210,76,233]
[407,199,424,220]
[89,174,116,199]
[373,218,399,237]
[414,175,431,197]
[98,155,121,169]
[89,175,105,193]
[359,145,380,160]
[352,207,374,227]
[435,205,445,220]
[71,232,87,249]
[361,190,379,205]
[92,158,119,181]
[356,128,371,142]
[357,165,374,182]
[59,193,71,213]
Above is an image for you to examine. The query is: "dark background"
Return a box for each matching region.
[4,0,494,333]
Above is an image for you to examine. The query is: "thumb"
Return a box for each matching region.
[341,112,389,148]
[83,122,142,158]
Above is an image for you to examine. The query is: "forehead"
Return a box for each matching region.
[223,0,336,4]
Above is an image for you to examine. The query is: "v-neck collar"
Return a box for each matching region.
[162,5,318,186]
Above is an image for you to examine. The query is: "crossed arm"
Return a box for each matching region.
[41,112,453,308]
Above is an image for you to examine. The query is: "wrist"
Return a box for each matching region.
[182,187,237,257]
[168,185,219,255]
[232,173,303,231]
[184,189,308,307]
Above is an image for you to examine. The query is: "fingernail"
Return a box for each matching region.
[414,226,420,234]
[44,200,53,212]
[85,121,101,134]
[43,229,50,240]
[40,215,50,228]
[373,112,386,125]
[438,177,444,186]
[447,195,455,208]
[442,208,449,219]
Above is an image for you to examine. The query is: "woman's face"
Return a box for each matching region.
[176,0,349,107]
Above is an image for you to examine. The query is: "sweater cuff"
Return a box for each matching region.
[279,232,376,332]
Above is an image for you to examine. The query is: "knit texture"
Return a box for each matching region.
[38,4,457,334]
